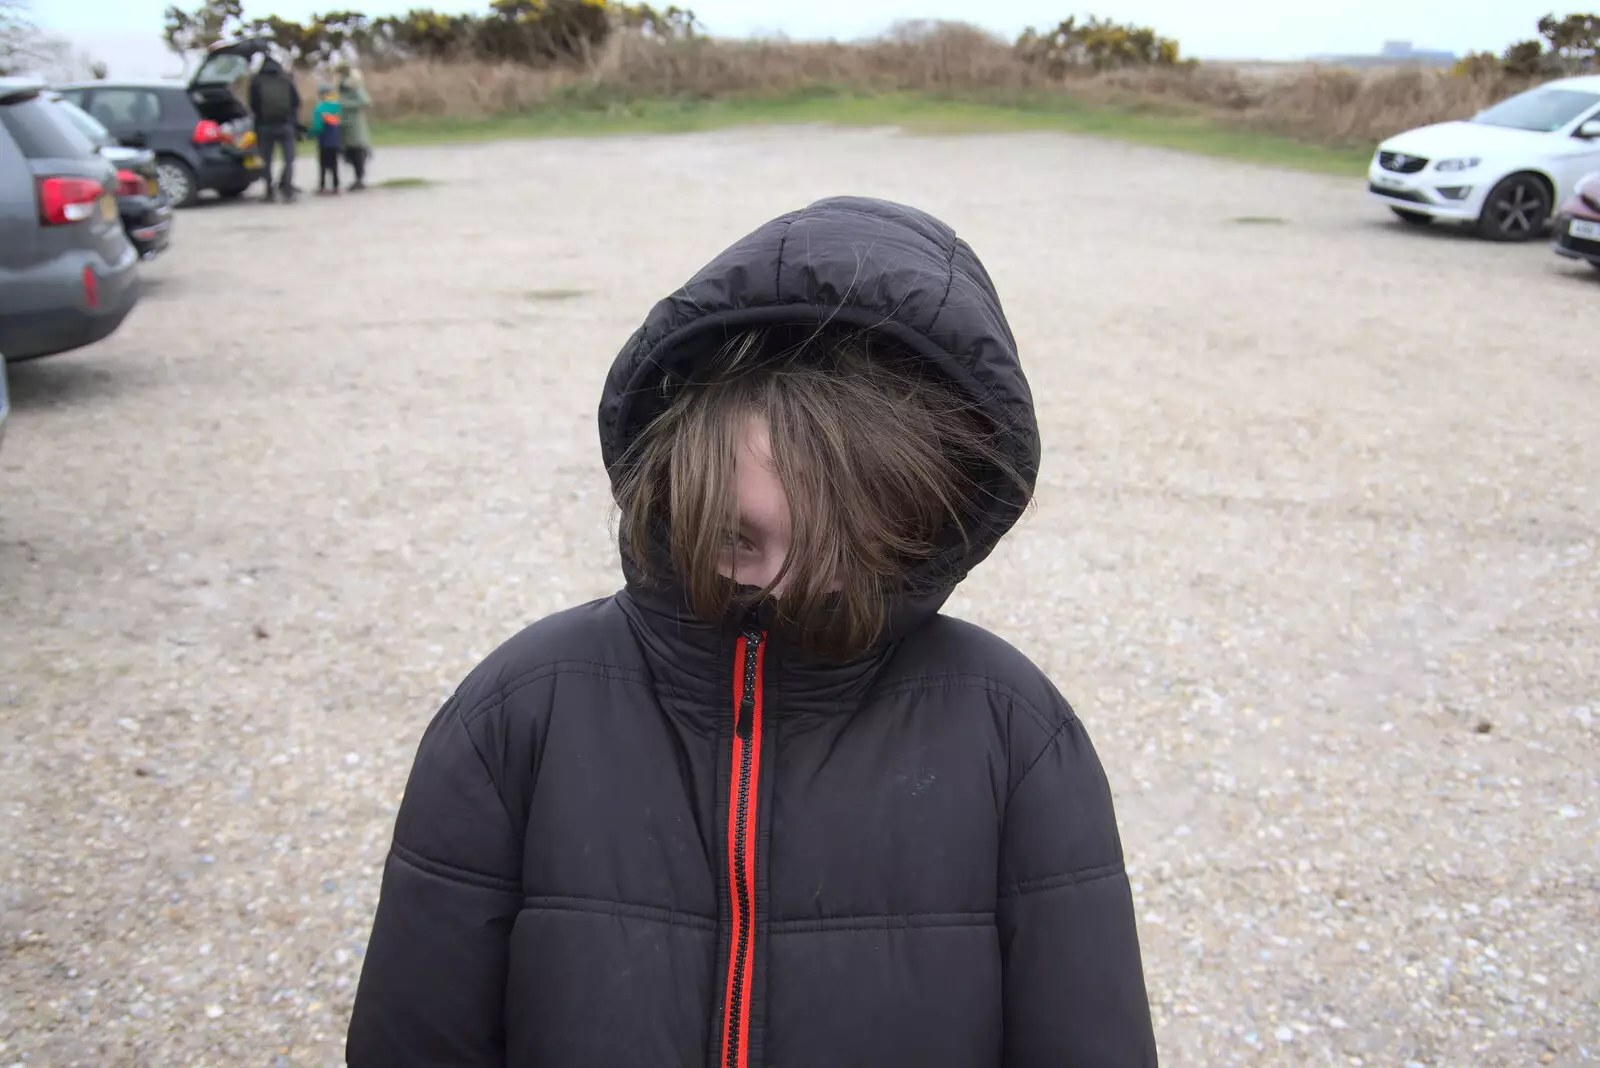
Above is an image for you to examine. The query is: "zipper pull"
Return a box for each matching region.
[736,694,755,740]
[735,630,763,740]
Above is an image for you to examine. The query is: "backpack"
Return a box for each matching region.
[255,75,294,125]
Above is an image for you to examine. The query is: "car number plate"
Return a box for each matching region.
[244,154,262,170]
[99,195,117,222]
[1570,219,1600,241]
[1374,174,1405,188]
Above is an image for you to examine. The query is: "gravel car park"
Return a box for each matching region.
[0,128,1597,1067]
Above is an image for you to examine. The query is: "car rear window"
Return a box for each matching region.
[53,97,112,145]
[0,95,97,160]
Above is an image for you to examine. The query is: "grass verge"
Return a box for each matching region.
[369,90,1375,177]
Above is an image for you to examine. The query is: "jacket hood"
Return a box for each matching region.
[598,196,1040,631]
[259,56,284,75]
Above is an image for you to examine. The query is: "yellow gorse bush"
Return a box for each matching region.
[1016,15,1184,75]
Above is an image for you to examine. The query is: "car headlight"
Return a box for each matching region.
[1435,158,1481,172]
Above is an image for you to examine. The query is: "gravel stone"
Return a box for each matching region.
[1,128,1597,1066]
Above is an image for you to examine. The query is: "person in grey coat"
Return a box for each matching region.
[336,66,373,192]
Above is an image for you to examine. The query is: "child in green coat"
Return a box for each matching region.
[308,85,343,195]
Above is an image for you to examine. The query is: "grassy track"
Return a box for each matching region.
[370,90,1374,177]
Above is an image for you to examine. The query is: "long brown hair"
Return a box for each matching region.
[615,326,1026,660]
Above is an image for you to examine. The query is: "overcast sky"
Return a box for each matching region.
[38,0,1564,80]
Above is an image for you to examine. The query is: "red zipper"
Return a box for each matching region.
[721,629,766,1068]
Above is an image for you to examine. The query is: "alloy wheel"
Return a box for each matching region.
[156,161,193,208]
[1488,178,1548,240]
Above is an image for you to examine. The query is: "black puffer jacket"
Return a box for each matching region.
[347,197,1157,1067]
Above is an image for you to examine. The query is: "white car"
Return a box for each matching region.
[1368,74,1600,240]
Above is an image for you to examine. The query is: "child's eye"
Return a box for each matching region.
[725,532,755,553]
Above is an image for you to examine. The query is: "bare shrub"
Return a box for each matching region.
[360,24,1546,145]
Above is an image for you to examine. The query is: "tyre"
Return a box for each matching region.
[1391,208,1433,226]
[155,156,199,209]
[1478,173,1551,242]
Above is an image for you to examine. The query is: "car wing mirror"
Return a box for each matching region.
[1578,119,1600,140]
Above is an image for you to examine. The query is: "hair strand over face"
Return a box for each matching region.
[615,327,1028,661]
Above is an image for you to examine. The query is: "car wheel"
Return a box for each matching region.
[156,157,199,209]
[1478,173,1551,241]
[1391,208,1433,226]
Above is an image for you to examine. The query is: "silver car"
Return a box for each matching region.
[0,77,140,361]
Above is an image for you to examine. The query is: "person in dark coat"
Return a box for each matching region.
[248,54,301,203]
[346,196,1158,1068]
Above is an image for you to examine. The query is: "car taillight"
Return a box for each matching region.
[115,169,144,198]
[37,177,105,225]
[82,266,99,310]
[193,120,230,145]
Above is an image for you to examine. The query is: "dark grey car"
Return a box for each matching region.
[0,78,140,361]
[57,38,273,208]
[0,347,9,448]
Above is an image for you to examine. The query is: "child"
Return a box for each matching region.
[346,197,1158,1067]
[307,84,342,195]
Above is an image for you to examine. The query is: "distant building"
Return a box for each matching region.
[1311,39,1458,70]
[1379,40,1457,64]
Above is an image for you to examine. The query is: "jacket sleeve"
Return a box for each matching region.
[290,79,303,120]
[248,76,261,120]
[998,701,1158,1067]
[346,694,523,1067]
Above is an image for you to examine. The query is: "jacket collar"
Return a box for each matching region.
[616,567,948,723]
